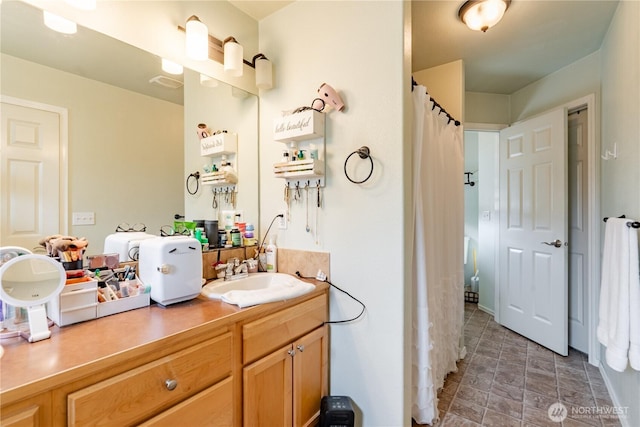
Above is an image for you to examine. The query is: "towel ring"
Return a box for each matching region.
[344,146,373,184]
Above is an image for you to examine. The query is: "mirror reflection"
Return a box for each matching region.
[0,1,259,255]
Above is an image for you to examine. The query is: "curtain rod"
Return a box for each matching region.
[411,77,461,127]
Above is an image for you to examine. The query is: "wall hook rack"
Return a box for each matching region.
[601,143,617,160]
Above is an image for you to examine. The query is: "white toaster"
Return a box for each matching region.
[103,232,156,262]
[138,236,202,306]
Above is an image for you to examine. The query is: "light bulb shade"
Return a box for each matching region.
[161,58,184,75]
[224,38,243,77]
[185,15,208,61]
[459,0,510,32]
[43,11,77,34]
[200,74,219,87]
[255,56,273,89]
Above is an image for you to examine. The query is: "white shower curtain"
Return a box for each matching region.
[411,85,465,425]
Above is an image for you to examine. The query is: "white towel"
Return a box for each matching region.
[597,218,640,372]
[220,281,315,308]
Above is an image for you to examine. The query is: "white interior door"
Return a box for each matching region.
[498,108,568,356]
[1,98,66,249]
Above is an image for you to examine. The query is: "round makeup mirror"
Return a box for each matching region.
[0,251,65,342]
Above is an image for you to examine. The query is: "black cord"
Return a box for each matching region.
[295,271,366,324]
[186,171,200,195]
[255,214,284,270]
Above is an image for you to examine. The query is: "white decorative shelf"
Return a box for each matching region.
[201,171,237,188]
[273,159,324,180]
[200,133,237,157]
[273,110,325,142]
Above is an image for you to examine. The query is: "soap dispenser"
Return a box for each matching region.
[265,237,277,273]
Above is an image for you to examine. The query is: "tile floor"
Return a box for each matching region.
[416,303,622,427]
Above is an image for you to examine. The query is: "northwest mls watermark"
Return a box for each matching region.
[547,402,628,423]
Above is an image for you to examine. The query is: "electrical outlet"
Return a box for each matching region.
[72,211,95,225]
[278,210,288,230]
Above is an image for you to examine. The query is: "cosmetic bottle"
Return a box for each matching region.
[265,238,277,273]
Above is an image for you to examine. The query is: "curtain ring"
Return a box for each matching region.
[344,146,374,184]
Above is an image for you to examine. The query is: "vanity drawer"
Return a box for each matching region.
[243,294,326,364]
[67,331,232,426]
[139,376,233,426]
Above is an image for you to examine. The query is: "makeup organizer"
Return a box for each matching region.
[272,109,326,188]
[200,132,239,192]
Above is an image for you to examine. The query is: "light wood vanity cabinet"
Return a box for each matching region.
[242,295,329,427]
[0,282,328,427]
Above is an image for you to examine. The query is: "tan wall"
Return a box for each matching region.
[413,59,464,122]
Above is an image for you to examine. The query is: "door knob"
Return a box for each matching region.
[541,239,563,248]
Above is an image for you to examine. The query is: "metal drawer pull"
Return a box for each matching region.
[287,349,296,357]
[165,379,178,391]
[541,239,563,248]
[296,345,305,352]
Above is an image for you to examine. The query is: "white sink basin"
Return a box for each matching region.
[201,273,315,308]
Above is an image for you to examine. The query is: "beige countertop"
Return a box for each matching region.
[0,278,327,405]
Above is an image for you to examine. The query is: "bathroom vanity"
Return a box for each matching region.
[0,278,328,426]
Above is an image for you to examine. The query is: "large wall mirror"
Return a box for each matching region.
[0,1,259,256]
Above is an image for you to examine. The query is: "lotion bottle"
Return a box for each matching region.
[265,237,277,273]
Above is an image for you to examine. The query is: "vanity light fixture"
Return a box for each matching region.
[161,58,184,75]
[43,11,77,34]
[223,36,243,77]
[458,0,510,32]
[178,21,274,89]
[185,15,208,61]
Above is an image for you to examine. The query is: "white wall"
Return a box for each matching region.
[259,2,410,425]
[510,51,601,123]
[463,132,479,286]
[476,131,499,314]
[465,92,510,125]
[599,1,640,425]
[1,54,184,254]
[413,60,464,121]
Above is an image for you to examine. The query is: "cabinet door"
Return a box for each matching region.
[0,393,51,427]
[243,343,293,427]
[293,326,328,427]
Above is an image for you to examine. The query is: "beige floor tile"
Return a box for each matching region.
[482,409,522,427]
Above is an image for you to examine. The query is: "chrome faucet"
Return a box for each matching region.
[224,258,249,281]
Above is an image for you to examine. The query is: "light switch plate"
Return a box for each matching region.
[72,212,95,225]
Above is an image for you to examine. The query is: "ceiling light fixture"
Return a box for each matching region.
[43,11,77,34]
[185,15,208,61]
[458,0,510,33]
[161,58,184,75]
